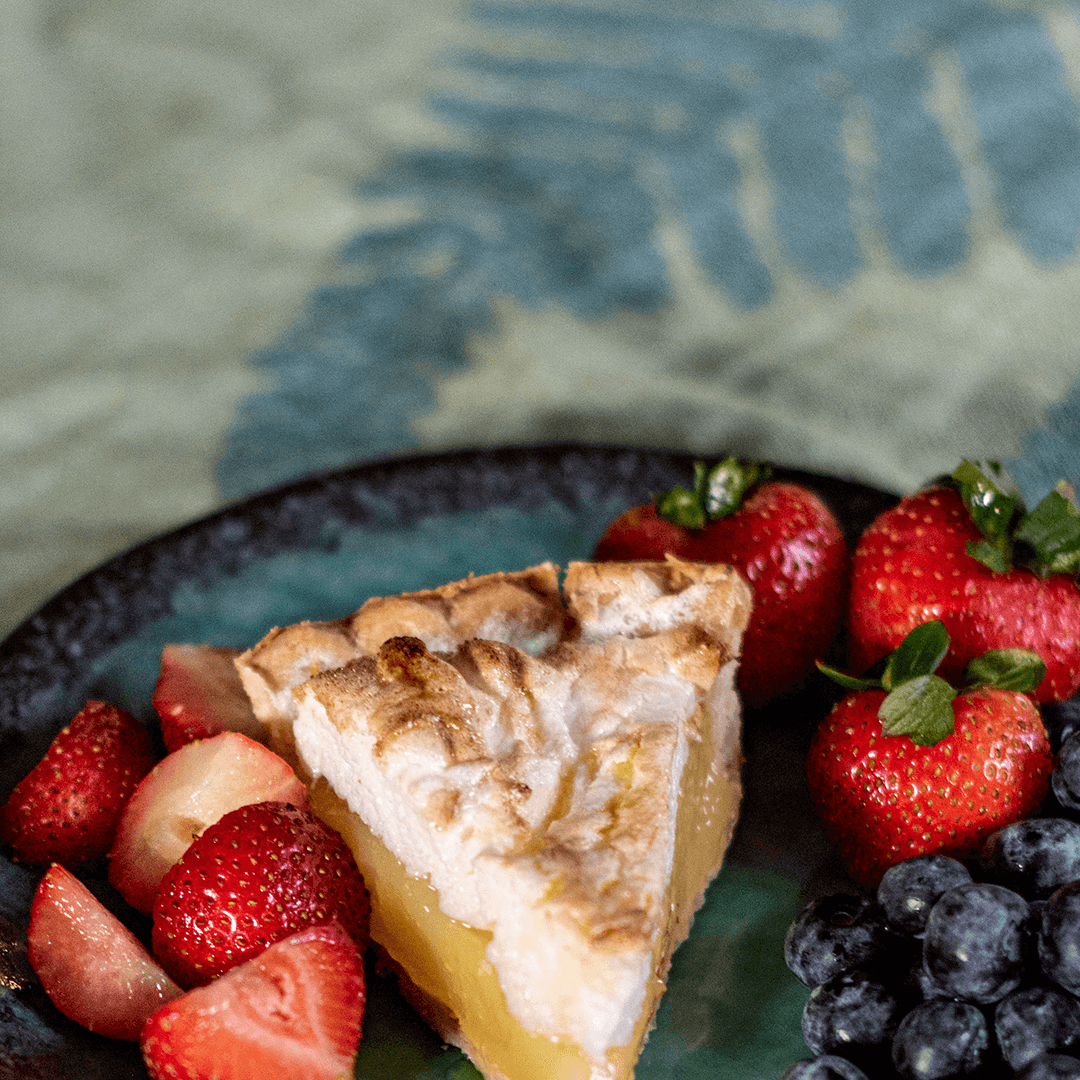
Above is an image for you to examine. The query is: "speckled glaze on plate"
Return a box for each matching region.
[0,443,897,1080]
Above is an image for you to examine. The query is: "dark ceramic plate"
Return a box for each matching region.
[0,443,898,1080]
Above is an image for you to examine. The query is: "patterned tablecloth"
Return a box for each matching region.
[4,0,1080,638]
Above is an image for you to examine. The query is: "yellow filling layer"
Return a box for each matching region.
[313,779,614,1080]
[308,689,742,1080]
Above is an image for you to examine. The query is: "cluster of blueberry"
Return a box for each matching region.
[781,715,1080,1080]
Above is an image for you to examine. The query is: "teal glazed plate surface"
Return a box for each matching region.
[0,444,897,1080]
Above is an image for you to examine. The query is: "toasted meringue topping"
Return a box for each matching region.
[234,563,570,753]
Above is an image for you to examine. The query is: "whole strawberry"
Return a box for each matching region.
[848,461,1080,704]
[0,700,157,867]
[594,458,850,707]
[807,621,1052,886]
[152,800,369,987]
[591,503,698,562]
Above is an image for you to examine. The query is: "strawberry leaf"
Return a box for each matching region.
[702,458,767,520]
[879,675,957,746]
[881,620,949,690]
[815,660,880,691]
[952,460,1020,571]
[655,457,768,528]
[655,485,706,529]
[952,460,1022,542]
[965,539,1013,574]
[965,649,1046,692]
[817,621,949,693]
[1014,487,1080,576]
[948,460,1080,577]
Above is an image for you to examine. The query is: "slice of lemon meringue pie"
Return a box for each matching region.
[238,559,750,1080]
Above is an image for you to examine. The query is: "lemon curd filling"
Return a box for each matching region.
[312,779,609,1080]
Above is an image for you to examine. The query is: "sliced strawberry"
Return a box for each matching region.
[152,801,370,988]
[27,864,181,1040]
[0,701,157,867]
[108,732,308,915]
[152,643,264,753]
[141,922,365,1080]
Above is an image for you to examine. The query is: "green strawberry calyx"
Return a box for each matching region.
[950,460,1080,576]
[817,621,1045,747]
[655,457,770,530]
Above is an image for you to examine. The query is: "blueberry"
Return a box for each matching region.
[914,958,953,1002]
[995,984,1080,1070]
[1025,901,1055,984]
[878,855,973,934]
[802,969,908,1062]
[1045,698,1080,753]
[981,819,1080,898]
[1017,1053,1080,1080]
[785,894,899,988]
[1052,731,1080,811]
[1039,882,1080,995]
[922,882,1030,1004]
[891,999,989,1079]
[779,1054,871,1079]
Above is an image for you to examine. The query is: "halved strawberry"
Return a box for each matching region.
[27,864,181,1040]
[152,643,264,753]
[108,731,308,915]
[141,922,365,1080]
[0,701,157,867]
[151,801,370,988]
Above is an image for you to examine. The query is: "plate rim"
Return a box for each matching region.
[0,442,897,734]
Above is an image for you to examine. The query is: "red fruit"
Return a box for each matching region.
[27,863,182,1040]
[152,800,370,988]
[0,701,156,867]
[108,731,308,915]
[594,464,849,707]
[687,481,849,707]
[592,503,697,561]
[153,643,264,753]
[141,922,365,1080]
[849,484,1080,704]
[806,686,1051,887]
